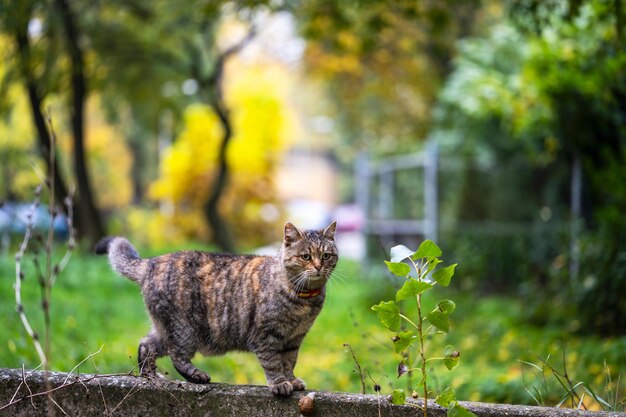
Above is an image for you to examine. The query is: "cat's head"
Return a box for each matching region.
[281,221,338,291]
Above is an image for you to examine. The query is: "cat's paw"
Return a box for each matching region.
[185,369,211,384]
[289,378,306,391]
[270,380,293,396]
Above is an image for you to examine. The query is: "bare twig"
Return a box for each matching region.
[95,378,109,415]
[9,366,25,405]
[9,363,46,412]
[106,384,139,416]
[0,372,137,413]
[48,394,68,415]
[13,110,77,412]
[63,346,104,384]
[14,185,46,365]
[344,343,367,394]
[22,364,37,410]
[53,188,76,285]
[46,110,76,287]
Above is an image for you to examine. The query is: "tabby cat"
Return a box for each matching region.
[94,221,337,396]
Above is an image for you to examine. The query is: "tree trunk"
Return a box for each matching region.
[204,98,237,253]
[14,17,73,218]
[55,0,106,245]
[197,28,255,253]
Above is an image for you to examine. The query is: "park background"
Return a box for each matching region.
[0,0,624,410]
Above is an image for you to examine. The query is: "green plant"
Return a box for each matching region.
[13,113,76,370]
[372,240,475,417]
[520,350,625,412]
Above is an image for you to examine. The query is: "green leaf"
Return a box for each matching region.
[393,330,417,353]
[435,387,456,407]
[437,299,456,314]
[448,401,477,417]
[433,264,457,287]
[371,301,400,332]
[391,389,406,405]
[390,245,415,262]
[385,261,411,277]
[444,345,461,370]
[412,240,442,260]
[396,279,432,302]
[426,310,449,332]
[425,257,443,274]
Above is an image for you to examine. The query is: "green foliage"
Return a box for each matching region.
[434,0,626,335]
[371,300,400,332]
[385,261,411,277]
[391,388,407,405]
[443,345,460,371]
[520,351,625,412]
[294,0,486,159]
[448,401,477,417]
[393,331,417,354]
[396,280,432,301]
[371,240,475,417]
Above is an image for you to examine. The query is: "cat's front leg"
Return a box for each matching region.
[256,348,293,396]
[281,346,305,391]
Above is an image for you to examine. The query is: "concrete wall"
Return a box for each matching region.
[0,369,623,417]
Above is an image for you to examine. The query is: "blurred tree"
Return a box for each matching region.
[0,40,40,201]
[56,96,133,212]
[436,0,626,335]
[84,1,273,251]
[291,0,488,156]
[149,60,292,248]
[0,0,105,244]
[0,1,69,206]
[193,25,256,252]
[83,0,212,202]
[0,0,274,249]
[508,0,626,335]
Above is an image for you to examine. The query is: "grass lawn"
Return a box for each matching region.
[0,245,624,409]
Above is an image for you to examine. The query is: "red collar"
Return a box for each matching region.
[297,288,321,298]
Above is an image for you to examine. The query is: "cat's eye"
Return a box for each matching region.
[300,254,312,261]
[322,253,332,261]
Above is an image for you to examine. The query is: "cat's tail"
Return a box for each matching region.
[94,237,147,284]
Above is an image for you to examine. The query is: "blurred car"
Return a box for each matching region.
[0,202,69,239]
[332,204,364,233]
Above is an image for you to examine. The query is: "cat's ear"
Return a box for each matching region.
[322,221,337,241]
[284,222,304,247]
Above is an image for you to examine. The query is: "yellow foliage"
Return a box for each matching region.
[0,35,132,207]
[0,39,41,199]
[149,60,295,246]
[86,98,133,210]
[149,104,221,206]
[55,96,133,210]
[121,206,195,249]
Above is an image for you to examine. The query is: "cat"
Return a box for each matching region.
[94,221,338,396]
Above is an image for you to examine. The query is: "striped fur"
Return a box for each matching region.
[95,221,338,396]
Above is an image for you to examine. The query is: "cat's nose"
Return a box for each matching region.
[314,264,322,272]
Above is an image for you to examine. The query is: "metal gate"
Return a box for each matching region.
[355,142,438,257]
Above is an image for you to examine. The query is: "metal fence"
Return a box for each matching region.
[355,142,582,285]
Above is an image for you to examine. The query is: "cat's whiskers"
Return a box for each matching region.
[323,271,341,297]
[289,271,311,294]
[328,269,348,285]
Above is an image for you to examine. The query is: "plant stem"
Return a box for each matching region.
[344,343,366,394]
[399,314,420,329]
[416,292,428,417]
[412,258,428,417]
